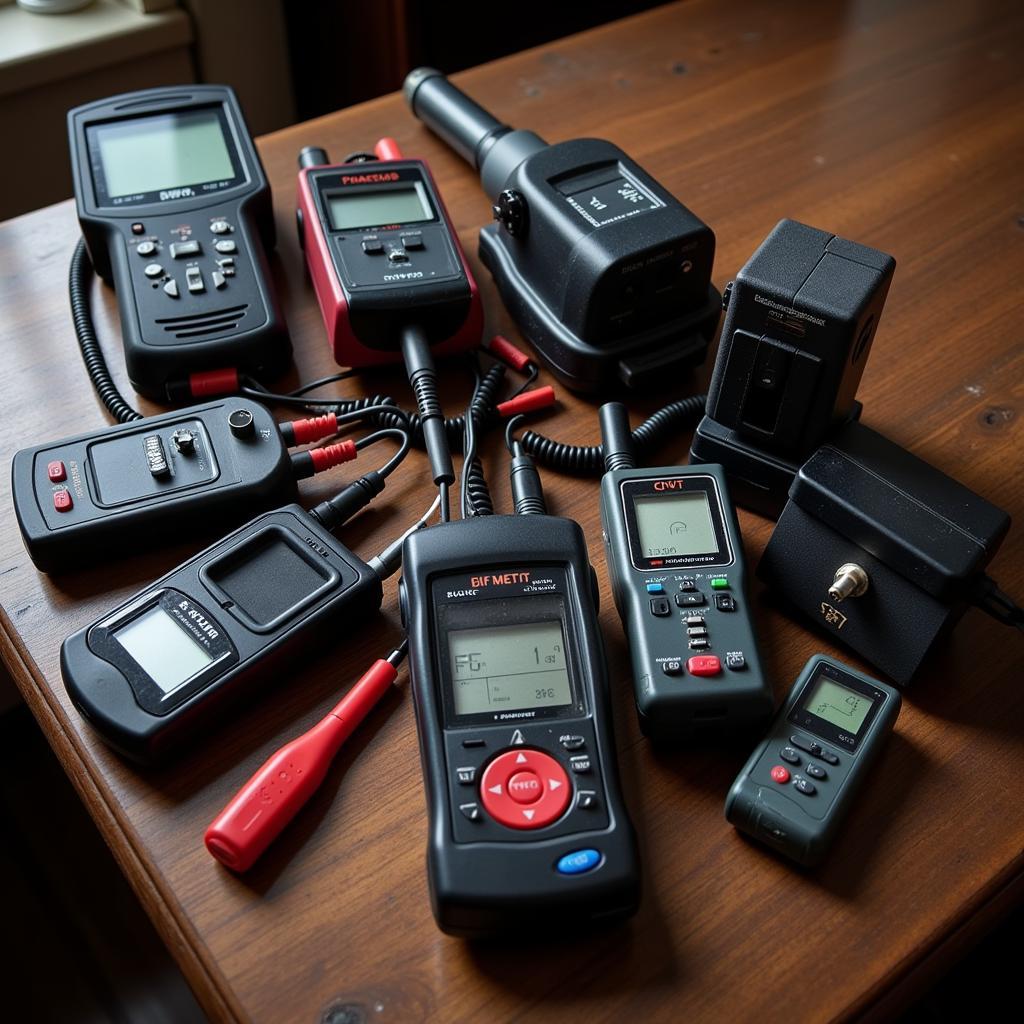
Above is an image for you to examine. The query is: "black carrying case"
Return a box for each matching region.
[757,422,1011,683]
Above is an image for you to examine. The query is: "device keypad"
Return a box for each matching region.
[445,722,609,843]
[130,219,245,303]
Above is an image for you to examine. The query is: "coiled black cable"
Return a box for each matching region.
[519,393,707,475]
[70,238,142,423]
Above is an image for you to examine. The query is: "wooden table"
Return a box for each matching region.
[2,1,1022,1020]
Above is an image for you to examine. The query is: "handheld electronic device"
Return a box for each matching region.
[61,505,383,762]
[68,85,290,399]
[598,406,773,739]
[399,514,640,936]
[12,398,295,572]
[691,219,895,515]
[725,654,901,866]
[295,139,483,367]
[404,68,721,393]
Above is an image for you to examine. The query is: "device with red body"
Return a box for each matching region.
[296,138,483,367]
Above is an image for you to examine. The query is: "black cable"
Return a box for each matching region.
[343,152,379,164]
[974,576,1024,634]
[354,428,411,478]
[288,369,359,397]
[519,393,708,475]
[439,480,451,522]
[505,414,525,455]
[69,238,142,423]
[509,363,539,399]
[460,353,483,518]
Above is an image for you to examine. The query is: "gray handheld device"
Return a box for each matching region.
[598,410,773,740]
[725,654,901,866]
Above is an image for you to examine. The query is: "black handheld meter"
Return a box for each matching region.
[404,69,721,393]
[12,398,293,573]
[725,655,901,866]
[600,456,773,740]
[399,515,640,936]
[68,85,290,399]
[61,505,383,763]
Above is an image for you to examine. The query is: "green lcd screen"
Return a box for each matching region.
[91,109,236,199]
[326,184,433,230]
[633,491,717,559]
[803,676,875,735]
[448,620,571,716]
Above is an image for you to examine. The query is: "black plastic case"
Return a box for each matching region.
[757,423,1011,683]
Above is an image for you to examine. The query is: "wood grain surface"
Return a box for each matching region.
[2,1,1022,1021]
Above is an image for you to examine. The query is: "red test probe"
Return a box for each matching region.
[205,642,407,872]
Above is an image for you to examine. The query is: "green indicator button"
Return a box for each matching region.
[710,577,729,589]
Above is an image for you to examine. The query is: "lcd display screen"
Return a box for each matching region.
[803,676,875,735]
[633,491,717,558]
[91,109,235,198]
[115,605,213,694]
[448,620,571,716]
[326,184,432,230]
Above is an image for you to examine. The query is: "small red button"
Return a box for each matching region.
[479,748,571,830]
[47,460,66,482]
[507,770,542,804]
[53,489,73,512]
[687,655,721,676]
[770,765,790,784]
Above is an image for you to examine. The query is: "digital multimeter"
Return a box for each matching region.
[399,514,640,936]
[68,85,290,399]
[61,505,383,763]
[12,399,293,572]
[600,462,774,740]
[296,140,483,367]
[725,655,901,866]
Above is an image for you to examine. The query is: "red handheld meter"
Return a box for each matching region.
[296,138,483,367]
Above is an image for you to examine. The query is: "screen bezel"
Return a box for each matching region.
[312,164,440,234]
[87,588,237,716]
[620,474,733,570]
[787,660,888,751]
[323,180,436,232]
[434,593,585,728]
[85,104,246,208]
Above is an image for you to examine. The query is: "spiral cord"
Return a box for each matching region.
[70,238,142,423]
[520,393,707,475]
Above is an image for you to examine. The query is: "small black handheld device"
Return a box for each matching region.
[61,505,383,763]
[399,514,640,936]
[691,220,895,515]
[404,68,720,393]
[598,406,772,738]
[68,85,290,399]
[725,655,901,866]
[12,399,293,573]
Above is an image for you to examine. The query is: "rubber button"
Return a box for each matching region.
[556,849,601,875]
[53,489,73,512]
[710,577,729,589]
[507,770,542,804]
[479,748,570,830]
[793,777,817,796]
[646,582,665,594]
[687,655,721,676]
[805,763,827,780]
[47,460,66,482]
[770,765,790,784]
[780,747,800,765]
[650,597,671,616]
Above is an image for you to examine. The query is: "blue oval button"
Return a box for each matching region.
[556,849,602,875]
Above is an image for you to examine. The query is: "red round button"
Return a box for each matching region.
[508,770,542,804]
[479,748,571,829]
[770,765,790,784]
